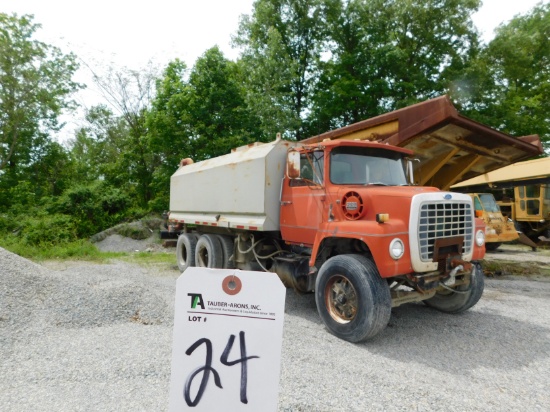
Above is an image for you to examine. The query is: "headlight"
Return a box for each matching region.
[475,230,485,246]
[389,238,405,260]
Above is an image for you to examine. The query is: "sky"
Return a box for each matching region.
[1,0,548,139]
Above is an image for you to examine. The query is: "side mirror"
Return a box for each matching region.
[287,151,301,179]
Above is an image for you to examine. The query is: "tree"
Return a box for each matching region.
[147,48,261,210]
[307,0,391,134]
[308,0,481,132]
[378,0,481,108]
[87,62,161,207]
[146,59,192,209]
[186,47,261,157]
[235,0,481,139]
[28,140,73,198]
[235,0,327,139]
[0,13,81,209]
[457,3,550,151]
[0,13,81,172]
[68,105,129,184]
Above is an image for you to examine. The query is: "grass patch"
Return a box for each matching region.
[0,237,176,269]
[481,259,550,278]
[0,239,105,261]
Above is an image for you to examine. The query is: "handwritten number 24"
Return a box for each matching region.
[184,331,260,407]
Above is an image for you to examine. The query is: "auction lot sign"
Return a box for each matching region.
[169,267,286,411]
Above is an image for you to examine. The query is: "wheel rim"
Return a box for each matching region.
[197,246,208,267]
[324,275,358,324]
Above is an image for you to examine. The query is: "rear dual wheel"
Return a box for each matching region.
[177,233,236,271]
[176,233,199,273]
[195,234,235,269]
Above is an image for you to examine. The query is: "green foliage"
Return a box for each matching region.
[307,0,482,135]
[187,47,262,157]
[0,182,144,250]
[236,0,482,139]
[54,182,132,238]
[235,0,326,140]
[308,0,387,132]
[76,64,161,208]
[19,213,77,246]
[380,0,481,107]
[68,105,129,183]
[0,238,102,261]
[5,181,37,213]
[0,209,78,247]
[116,223,152,240]
[0,213,17,233]
[0,13,82,188]
[455,3,550,151]
[147,48,263,209]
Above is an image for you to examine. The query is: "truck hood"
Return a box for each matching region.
[332,185,442,223]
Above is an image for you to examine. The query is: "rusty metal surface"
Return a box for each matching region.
[302,95,543,190]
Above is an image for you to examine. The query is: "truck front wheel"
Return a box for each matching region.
[424,263,484,313]
[315,255,391,343]
[176,233,198,273]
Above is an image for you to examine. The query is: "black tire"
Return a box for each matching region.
[195,234,224,268]
[424,263,485,313]
[485,242,501,252]
[315,254,391,343]
[216,235,236,269]
[176,233,198,273]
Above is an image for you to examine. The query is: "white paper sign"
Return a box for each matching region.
[168,267,286,411]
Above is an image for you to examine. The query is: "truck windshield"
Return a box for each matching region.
[479,193,500,213]
[330,147,408,186]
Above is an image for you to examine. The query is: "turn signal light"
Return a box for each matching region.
[376,213,389,223]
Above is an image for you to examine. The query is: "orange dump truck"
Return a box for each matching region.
[167,137,486,342]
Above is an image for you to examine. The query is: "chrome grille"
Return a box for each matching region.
[418,202,473,261]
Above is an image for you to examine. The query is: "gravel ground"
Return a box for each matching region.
[2,240,550,411]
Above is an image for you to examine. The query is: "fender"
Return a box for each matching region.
[310,219,414,278]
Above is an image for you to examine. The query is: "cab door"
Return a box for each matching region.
[280,151,325,246]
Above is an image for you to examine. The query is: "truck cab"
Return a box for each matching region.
[278,140,485,341]
[495,184,550,241]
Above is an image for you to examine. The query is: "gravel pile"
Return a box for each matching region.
[2,244,550,411]
[94,234,168,253]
